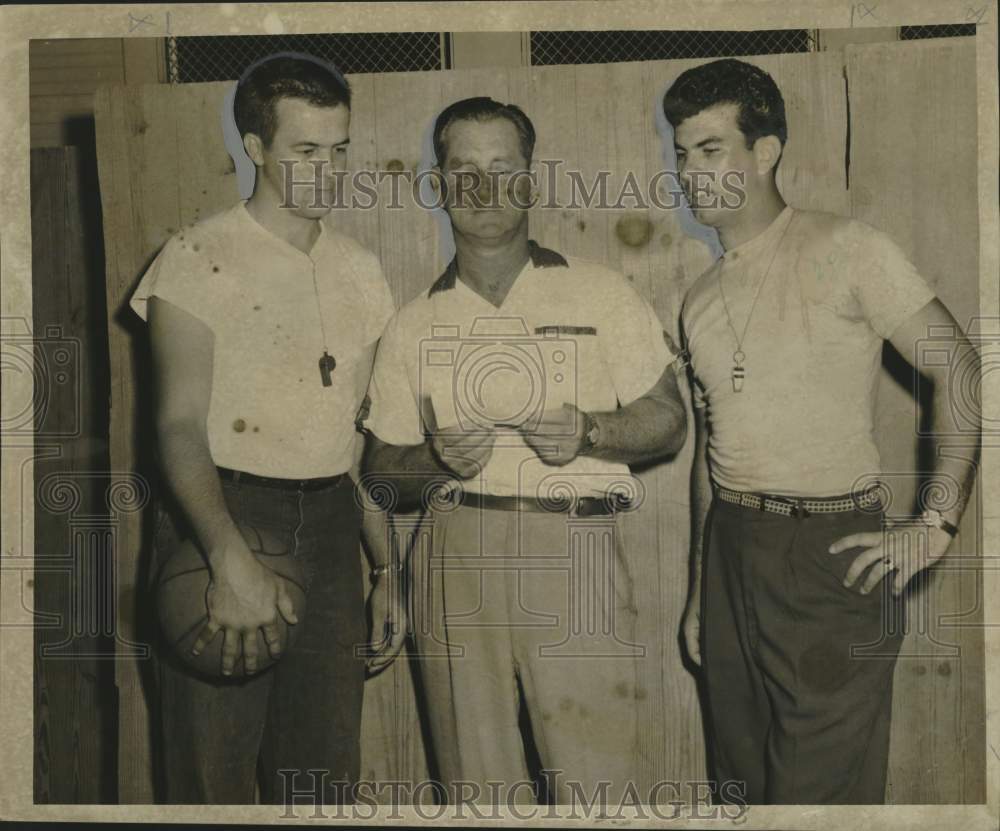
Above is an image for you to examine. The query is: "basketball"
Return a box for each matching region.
[156,532,307,678]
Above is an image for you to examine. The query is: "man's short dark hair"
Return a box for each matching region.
[433,97,536,167]
[662,58,787,149]
[234,52,351,148]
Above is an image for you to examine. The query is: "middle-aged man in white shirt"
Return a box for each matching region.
[362,96,688,804]
[665,58,981,805]
[131,54,394,805]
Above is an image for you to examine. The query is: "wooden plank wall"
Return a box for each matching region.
[847,38,984,803]
[29,38,164,149]
[31,147,115,803]
[95,42,982,803]
[30,39,126,149]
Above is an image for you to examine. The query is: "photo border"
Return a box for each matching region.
[1,1,997,826]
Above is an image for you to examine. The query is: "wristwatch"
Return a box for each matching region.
[580,411,600,455]
[921,509,959,537]
[369,562,403,583]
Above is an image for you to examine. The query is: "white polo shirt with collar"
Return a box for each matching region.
[365,241,675,500]
[131,201,395,479]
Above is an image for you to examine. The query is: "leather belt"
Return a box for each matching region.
[714,483,881,518]
[456,490,630,516]
[217,466,346,492]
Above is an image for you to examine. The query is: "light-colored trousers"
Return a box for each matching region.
[410,502,643,805]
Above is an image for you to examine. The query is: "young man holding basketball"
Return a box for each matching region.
[665,58,980,804]
[131,54,394,804]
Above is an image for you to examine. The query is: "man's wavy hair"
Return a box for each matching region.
[234,52,351,148]
[433,97,536,167]
[662,58,787,150]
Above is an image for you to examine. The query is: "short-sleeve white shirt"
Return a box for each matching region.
[131,201,395,478]
[365,242,676,499]
[681,206,936,497]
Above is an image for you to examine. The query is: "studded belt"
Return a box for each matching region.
[714,483,881,518]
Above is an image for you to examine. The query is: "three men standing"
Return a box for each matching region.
[136,51,978,809]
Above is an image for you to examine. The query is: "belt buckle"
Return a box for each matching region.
[788,499,809,518]
[572,496,617,518]
[855,487,880,511]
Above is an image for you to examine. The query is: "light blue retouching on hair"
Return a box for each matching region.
[221,83,255,199]
[652,78,724,262]
[421,107,456,267]
[220,51,352,201]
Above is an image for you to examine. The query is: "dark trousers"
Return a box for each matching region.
[152,474,365,805]
[701,499,904,805]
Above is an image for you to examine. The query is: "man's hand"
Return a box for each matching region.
[193,532,299,675]
[829,524,954,596]
[431,425,496,479]
[366,572,408,674]
[519,403,587,466]
[681,595,702,667]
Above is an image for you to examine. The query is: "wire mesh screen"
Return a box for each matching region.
[168,27,978,81]
[529,30,812,66]
[170,32,443,82]
[900,24,978,39]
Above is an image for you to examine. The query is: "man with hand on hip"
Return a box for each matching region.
[362,97,687,803]
[666,58,980,804]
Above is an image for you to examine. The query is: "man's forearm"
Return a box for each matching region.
[364,440,453,511]
[360,502,395,568]
[158,423,242,565]
[686,404,713,606]
[689,444,712,603]
[586,397,687,465]
[928,380,980,528]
